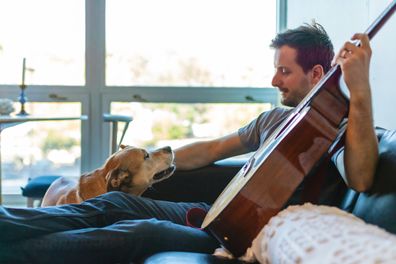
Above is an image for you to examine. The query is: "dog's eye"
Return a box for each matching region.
[144,152,150,160]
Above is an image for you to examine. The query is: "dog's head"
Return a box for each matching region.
[104,145,176,195]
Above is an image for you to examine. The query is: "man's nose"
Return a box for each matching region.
[271,73,280,87]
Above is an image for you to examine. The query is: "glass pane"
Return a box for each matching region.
[1,102,82,198]
[106,0,276,87]
[0,0,85,85]
[111,102,271,150]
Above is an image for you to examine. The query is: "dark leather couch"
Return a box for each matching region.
[141,128,396,263]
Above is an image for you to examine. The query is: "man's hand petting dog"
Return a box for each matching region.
[41,145,176,206]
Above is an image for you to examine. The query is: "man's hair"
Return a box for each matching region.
[270,22,334,73]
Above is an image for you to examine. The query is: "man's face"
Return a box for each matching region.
[271,45,316,107]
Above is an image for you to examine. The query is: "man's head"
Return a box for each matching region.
[270,22,334,107]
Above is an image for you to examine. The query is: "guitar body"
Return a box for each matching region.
[202,68,349,257]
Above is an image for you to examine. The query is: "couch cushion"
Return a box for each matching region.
[352,130,396,234]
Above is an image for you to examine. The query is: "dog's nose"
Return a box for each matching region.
[162,146,172,153]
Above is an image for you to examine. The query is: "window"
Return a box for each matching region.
[111,102,272,149]
[106,0,276,87]
[1,102,82,196]
[0,0,85,85]
[0,1,280,206]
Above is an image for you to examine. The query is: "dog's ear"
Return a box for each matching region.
[105,168,131,192]
[120,144,127,149]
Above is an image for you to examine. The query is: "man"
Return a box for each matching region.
[0,23,378,263]
[176,24,377,192]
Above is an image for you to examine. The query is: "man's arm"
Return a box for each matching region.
[335,33,379,192]
[174,132,250,171]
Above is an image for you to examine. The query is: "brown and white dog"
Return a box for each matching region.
[41,145,175,206]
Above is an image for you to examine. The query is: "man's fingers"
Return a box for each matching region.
[343,42,358,53]
[333,33,371,66]
[351,33,370,48]
[334,56,346,66]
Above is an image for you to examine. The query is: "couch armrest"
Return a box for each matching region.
[142,159,245,204]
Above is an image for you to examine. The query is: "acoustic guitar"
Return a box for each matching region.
[201,1,396,257]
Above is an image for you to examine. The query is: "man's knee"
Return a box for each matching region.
[94,191,152,212]
[98,191,135,201]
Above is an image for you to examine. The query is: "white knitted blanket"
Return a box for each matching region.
[214,203,396,263]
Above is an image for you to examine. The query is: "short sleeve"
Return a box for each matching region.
[238,114,263,152]
[330,119,349,185]
[238,107,292,151]
[331,146,348,185]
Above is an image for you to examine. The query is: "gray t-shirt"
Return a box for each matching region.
[238,107,292,151]
[236,107,347,206]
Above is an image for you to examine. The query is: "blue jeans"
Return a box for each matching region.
[0,192,218,263]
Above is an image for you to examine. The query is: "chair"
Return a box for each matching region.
[103,113,133,154]
[20,114,133,207]
[20,175,62,207]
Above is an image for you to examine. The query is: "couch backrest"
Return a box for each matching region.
[342,129,396,234]
[143,159,243,203]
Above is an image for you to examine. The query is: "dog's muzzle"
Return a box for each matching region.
[153,165,176,180]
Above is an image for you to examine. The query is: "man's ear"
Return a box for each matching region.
[311,64,324,85]
[105,168,131,191]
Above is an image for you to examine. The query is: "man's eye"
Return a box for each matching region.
[144,152,150,160]
[281,68,290,74]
